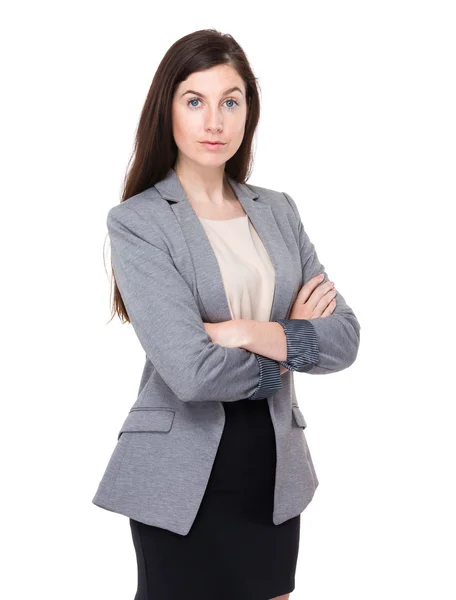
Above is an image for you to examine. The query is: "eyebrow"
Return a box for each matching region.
[180,86,244,98]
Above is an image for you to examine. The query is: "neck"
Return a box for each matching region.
[173,161,233,208]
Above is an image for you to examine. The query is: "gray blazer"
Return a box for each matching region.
[92,167,361,536]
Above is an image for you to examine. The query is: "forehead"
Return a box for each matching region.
[176,65,245,95]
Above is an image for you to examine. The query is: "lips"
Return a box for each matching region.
[200,141,226,150]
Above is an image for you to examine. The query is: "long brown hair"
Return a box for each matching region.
[107,28,262,324]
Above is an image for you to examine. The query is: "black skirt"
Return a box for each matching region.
[129,398,300,600]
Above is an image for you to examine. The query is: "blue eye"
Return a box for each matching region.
[225,99,238,109]
[187,97,239,110]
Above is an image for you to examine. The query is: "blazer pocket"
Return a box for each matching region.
[292,404,307,429]
[117,408,175,440]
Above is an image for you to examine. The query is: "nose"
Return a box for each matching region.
[204,107,223,132]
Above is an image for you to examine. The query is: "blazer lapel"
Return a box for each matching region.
[154,167,296,324]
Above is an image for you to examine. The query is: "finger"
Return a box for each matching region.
[314,288,337,316]
[296,274,328,303]
[306,280,335,312]
[320,297,336,317]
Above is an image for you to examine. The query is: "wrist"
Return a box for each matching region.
[236,319,256,348]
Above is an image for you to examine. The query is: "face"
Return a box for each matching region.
[172,64,248,169]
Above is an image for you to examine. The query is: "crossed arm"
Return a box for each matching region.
[107,193,360,402]
[203,315,322,375]
[203,193,361,378]
[204,320,290,374]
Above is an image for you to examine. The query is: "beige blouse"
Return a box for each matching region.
[198,215,276,322]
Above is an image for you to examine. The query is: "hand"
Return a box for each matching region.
[289,274,337,320]
[203,320,244,348]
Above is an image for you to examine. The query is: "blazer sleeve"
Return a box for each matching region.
[273,192,361,374]
[107,204,282,402]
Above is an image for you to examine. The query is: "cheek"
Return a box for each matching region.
[173,109,198,144]
[228,119,247,147]
[230,112,247,136]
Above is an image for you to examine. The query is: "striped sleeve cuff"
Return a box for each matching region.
[275,319,319,372]
[247,354,282,400]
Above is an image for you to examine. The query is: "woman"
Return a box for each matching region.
[92,28,361,600]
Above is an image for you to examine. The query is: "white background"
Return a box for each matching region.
[2,1,455,598]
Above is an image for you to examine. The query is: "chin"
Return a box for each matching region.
[194,156,229,168]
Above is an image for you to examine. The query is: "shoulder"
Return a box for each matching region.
[246,182,285,205]
[106,187,171,253]
[107,186,168,224]
[106,180,301,238]
[246,182,301,224]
